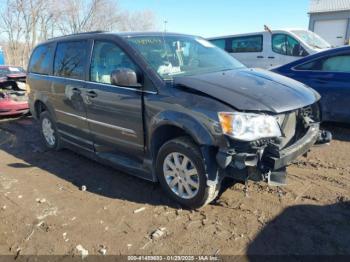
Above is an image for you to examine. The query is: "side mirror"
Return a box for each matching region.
[301,46,309,57]
[110,68,141,88]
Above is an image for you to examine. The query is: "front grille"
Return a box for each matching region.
[275,103,320,149]
[1,91,28,102]
[301,105,313,118]
[10,93,27,102]
[277,112,297,148]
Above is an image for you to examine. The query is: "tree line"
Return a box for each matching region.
[0,0,157,67]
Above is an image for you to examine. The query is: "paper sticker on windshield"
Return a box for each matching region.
[195,38,215,48]
[130,38,162,45]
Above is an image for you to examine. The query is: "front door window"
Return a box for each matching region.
[272,34,308,57]
[90,41,137,84]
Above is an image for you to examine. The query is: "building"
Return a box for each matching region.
[308,0,350,47]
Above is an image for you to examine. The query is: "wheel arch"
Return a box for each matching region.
[149,111,217,160]
[148,111,222,184]
[34,100,47,119]
[32,98,56,120]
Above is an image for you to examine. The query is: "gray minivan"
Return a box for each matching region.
[27,31,331,208]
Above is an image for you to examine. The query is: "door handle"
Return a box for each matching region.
[72,88,81,95]
[268,56,275,59]
[257,56,264,58]
[86,90,98,98]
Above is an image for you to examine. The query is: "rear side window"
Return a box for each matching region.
[29,44,54,75]
[229,35,263,53]
[323,55,350,72]
[54,41,88,80]
[210,39,226,50]
[295,54,350,72]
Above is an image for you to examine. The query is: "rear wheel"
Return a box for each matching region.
[40,111,61,150]
[156,137,219,209]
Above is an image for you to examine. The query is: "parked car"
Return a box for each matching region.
[0,66,29,116]
[208,29,331,69]
[27,32,331,208]
[272,46,350,123]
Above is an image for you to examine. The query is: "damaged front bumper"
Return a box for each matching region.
[0,100,29,116]
[217,124,332,186]
[0,84,29,116]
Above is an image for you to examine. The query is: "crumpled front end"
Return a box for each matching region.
[0,89,29,116]
[217,103,332,186]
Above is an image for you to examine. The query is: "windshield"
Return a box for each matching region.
[127,35,245,80]
[291,30,331,49]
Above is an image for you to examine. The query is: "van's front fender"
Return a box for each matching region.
[148,110,225,184]
[149,110,217,146]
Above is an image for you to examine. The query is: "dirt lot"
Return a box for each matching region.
[0,115,349,257]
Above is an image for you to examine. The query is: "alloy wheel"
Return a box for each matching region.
[42,118,56,146]
[163,152,200,199]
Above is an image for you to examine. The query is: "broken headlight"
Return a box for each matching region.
[218,112,282,141]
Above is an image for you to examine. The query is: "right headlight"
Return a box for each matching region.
[218,112,282,141]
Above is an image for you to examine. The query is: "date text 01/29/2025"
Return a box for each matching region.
[127,255,220,261]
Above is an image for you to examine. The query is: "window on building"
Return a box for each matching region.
[54,41,88,80]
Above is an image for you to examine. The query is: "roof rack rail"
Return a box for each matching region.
[48,30,107,40]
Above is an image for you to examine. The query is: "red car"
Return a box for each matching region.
[0,66,29,116]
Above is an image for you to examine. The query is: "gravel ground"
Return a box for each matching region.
[0,115,349,257]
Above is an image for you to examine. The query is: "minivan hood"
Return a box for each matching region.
[173,68,320,114]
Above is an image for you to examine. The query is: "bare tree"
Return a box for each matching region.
[119,10,157,32]
[0,0,158,67]
[0,0,24,65]
[56,0,158,33]
[18,0,47,65]
[36,0,58,41]
[55,0,124,34]
[0,0,52,66]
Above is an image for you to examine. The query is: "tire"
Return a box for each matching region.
[39,111,61,150]
[156,137,219,209]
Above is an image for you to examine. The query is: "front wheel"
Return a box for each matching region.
[156,137,219,209]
